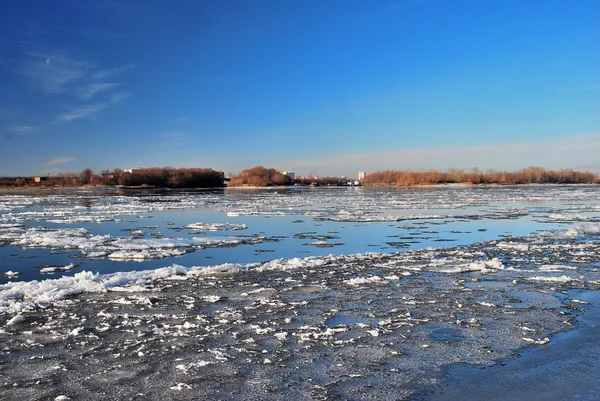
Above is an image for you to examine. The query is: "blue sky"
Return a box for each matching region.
[1,0,599,178]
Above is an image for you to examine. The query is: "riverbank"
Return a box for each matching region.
[3,181,599,192]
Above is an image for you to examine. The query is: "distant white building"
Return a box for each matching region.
[282,171,295,180]
[358,171,366,181]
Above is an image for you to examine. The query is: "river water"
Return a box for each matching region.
[0,186,599,399]
[0,185,593,282]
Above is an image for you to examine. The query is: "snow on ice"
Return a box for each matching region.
[2,186,600,399]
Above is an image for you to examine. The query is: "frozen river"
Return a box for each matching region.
[1,186,600,399]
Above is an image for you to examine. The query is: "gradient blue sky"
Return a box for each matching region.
[1,0,599,177]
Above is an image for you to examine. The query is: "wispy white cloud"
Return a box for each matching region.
[19,50,133,99]
[58,104,110,122]
[77,82,120,100]
[45,157,74,166]
[0,20,48,41]
[91,64,134,81]
[6,125,39,133]
[58,92,131,122]
[0,125,39,142]
[278,133,600,177]
[19,50,91,94]
[0,109,17,120]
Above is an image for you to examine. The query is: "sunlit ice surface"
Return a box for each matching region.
[1,186,600,399]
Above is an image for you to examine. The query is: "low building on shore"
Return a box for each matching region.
[282,171,295,180]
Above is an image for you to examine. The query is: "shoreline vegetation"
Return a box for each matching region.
[0,167,225,189]
[1,166,598,190]
[361,167,599,186]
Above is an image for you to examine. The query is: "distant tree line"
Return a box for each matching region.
[3,166,599,189]
[294,176,349,186]
[361,167,600,186]
[0,177,30,187]
[228,166,292,187]
[110,167,225,187]
[0,167,225,188]
[0,173,86,188]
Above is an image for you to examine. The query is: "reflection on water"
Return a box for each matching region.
[1,186,599,283]
[428,291,600,400]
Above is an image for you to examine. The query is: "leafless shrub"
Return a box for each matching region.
[362,167,600,186]
[228,166,292,187]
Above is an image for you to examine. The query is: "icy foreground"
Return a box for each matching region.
[1,229,600,400]
[2,186,600,399]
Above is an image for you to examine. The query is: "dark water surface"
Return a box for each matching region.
[425,290,600,401]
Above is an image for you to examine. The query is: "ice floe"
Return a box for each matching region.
[1,186,600,399]
[0,224,265,261]
[38,263,77,274]
[0,266,191,313]
[2,226,599,315]
[548,213,589,221]
[563,224,600,237]
[521,337,550,345]
[314,214,446,223]
[344,276,385,285]
[427,258,504,274]
[527,275,575,283]
[186,222,247,231]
